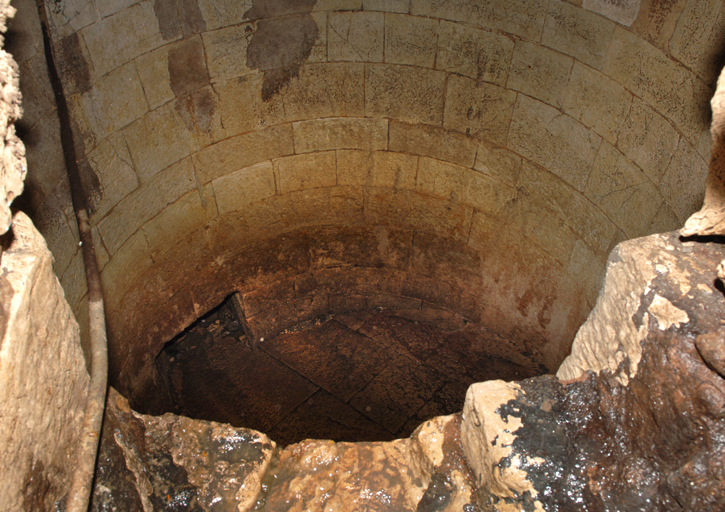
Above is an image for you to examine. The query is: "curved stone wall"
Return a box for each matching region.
[14,0,722,405]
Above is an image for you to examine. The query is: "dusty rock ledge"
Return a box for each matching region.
[93,232,725,511]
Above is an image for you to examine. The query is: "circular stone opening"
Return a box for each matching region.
[154,293,545,445]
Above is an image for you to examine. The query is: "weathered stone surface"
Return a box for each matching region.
[411,0,547,40]
[443,75,516,144]
[509,95,601,192]
[384,13,438,68]
[273,151,337,193]
[682,65,725,236]
[293,117,387,153]
[133,44,175,110]
[659,138,708,223]
[617,97,680,184]
[583,0,641,25]
[0,213,89,512]
[507,40,573,109]
[473,140,521,188]
[91,388,276,512]
[669,0,725,86]
[366,64,446,125]
[416,157,515,215]
[389,120,477,168]
[80,1,164,78]
[202,23,254,83]
[585,141,663,238]
[563,61,632,144]
[435,20,514,86]
[193,125,295,183]
[603,25,711,143]
[543,1,615,69]
[328,11,384,62]
[336,149,417,189]
[212,160,276,215]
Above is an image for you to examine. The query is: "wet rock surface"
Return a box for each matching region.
[462,232,725,511]
[91,388,276,512]
[153,297,542,445]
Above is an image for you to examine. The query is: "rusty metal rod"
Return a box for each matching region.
[37,5,108,511]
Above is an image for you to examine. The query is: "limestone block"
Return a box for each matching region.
[273,151,337,194]
[582,0,641,25]
[92,389,276,512]
[542,0,615,70]
[202,23,255,83]
[59,249,86,313]
[100,230,153,308]
[507,40,573,109]
[474,140,521,187]
[389,120,477,168]
[435,21,514,86]
[245,186,364,237]
[198,0,252,30]
[603,26,710,144]
[443,75,516,144]
[517,159,616,254]
[0,213,89,512]
[259,63,365,127]
[649,202,680,234]
[411,0,547,40]
[417,157,515,215]
[16,54,54,129]
[585,141,663,238]
[659,138,708,223]
[629,0,686,50]
[46,0,98,38]
[364,187,473,242]
[365,64,446,125]
[314,0,362,11]
[509,95,601,193]
[97,158,196,254]
[77,62,149,141]
[97,0,141,18]
[337,149,417,189]
[212,161,275,215]
[141,186,218,260]
[328,11,384,62]
[557,233,690,385]
[309,11,328,63]
[20,114,63,197]
[29,188,78,276]
[192,124,294,183]
[85,132,139,221]
[617,97,680,185]
[134,45,174,110]
[123,101,200,182]
[293,117,387,153]
[80,1,165,78]
[669,0,725,86]
[567,239,606,307]
[563,61,632,144]
[460,381,541,502]
[364,0,409,12]
[384,13,438,68]
[212,75,263,137]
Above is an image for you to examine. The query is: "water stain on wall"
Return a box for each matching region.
[244,0,319,101]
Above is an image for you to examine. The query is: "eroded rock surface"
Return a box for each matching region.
[91,388,276,512]
[462,232,725,510]
[0,212,88,512]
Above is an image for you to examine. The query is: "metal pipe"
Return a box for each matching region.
[36,5,108,511]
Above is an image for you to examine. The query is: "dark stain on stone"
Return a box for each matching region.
[55,33,91,94]
[244,0,318,101]
[168,37,210,97]
[22,459,54,512]
[154,0,206,41]
[167,37,215,135]
[77,156,102,217]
